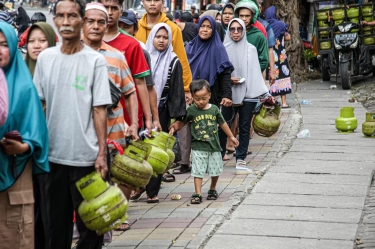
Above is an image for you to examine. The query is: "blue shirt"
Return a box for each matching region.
[258,17,277,48]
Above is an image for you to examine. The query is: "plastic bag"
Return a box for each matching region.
[173,138,182,163]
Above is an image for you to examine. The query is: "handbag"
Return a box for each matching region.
[108,78,122,110]
[0,130,22,177]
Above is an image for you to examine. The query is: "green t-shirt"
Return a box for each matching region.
[184,104,225,152]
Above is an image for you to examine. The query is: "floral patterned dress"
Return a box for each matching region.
[266,32,292,96]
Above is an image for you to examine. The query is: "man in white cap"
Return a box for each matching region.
[33,0,111,248]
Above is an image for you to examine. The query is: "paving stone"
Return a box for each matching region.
[261,172,371,185]
[253,181,368,197]
[216,218,358,240]
[243,193,365,209]
[233,204,362,223]
[204,235,354,249]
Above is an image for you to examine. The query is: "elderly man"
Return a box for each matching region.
[33,0,111,248]
[82,3,138,146]
[82,2,140,232]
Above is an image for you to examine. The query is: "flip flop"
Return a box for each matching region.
[226,149,235,154]
[129,188,146,201]
[223,154,230,161]
[281,105,291,109]
[172,165,191,174]
[147,196,159,203]
[162,173,175,182]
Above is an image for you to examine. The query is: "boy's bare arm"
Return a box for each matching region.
[219,122,239,147]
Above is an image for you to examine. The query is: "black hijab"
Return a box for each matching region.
[16,7,30,35]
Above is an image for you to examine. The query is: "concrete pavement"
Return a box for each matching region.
[202,80,375,249]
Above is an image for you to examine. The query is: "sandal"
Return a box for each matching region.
[226,149,235,154]
[172,164,191,174]
[147,196,159,203]
[191,193,202,204]
[207,190,218,200]
[223,154,230,161]
[281,104,290,109]
[162,173,175,182]
[114,220,130,231]
[129,188,145,201]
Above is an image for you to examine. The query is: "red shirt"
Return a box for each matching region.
[105,32,150,128]
[253,20,268,38]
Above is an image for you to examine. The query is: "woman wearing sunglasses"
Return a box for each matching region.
[222,18,273,175]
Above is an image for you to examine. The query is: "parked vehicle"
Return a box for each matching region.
[314,0,375,89]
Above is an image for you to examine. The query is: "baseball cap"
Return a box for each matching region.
[119,10,137,26]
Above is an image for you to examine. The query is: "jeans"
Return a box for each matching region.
[218,102,257,161]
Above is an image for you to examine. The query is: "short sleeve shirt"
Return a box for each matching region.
[33,45,112,166]
[104,32,150,79]
[184,104,225,152]
[99,42,136,146]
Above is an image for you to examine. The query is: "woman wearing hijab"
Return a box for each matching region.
[265,6,292,108]
[221,3,235,32]
[25,22,56,249]
[200,10,226,41]
[0,22,49,249]
[145,23,186,203]
[15,7,30,37]
[25,22,57,76]
[185,15,233,108]
[222,18,273,174]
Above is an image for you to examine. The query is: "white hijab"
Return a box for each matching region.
[145,23,177,104]
[223,18,269,105]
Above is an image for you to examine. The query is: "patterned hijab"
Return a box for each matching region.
[224,18,268,104]
[145,23,177,103]
[25,22,57,77]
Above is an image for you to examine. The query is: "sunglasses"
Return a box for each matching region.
[229,27,244,33]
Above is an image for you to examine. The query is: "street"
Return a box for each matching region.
[13,4,375,248]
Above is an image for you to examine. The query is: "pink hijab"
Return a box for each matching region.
[0,69,8,126]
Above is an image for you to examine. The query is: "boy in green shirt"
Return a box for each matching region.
[170,80,239,204]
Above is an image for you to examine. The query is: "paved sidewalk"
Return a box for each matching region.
[107,104,294,248]
[202,80,375,249]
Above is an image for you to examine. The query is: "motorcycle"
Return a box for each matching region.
[333,21,372,89]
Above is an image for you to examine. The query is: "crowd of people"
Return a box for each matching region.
[0,0,292,248]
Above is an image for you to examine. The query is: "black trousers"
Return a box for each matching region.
[46,162,104,249]
[146,103,170,198]
[34,174,51,249]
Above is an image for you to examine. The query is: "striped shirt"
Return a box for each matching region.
[99,42,136,147]
[0,11,13,25]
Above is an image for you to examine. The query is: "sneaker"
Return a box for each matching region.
[235,160,253,174]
